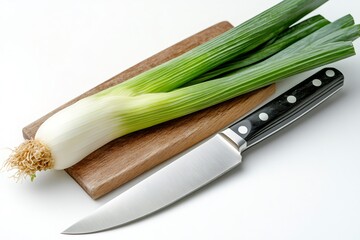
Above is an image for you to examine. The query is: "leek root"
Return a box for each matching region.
[5,139,53,181]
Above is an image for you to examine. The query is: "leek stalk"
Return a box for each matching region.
[117,41,357,135]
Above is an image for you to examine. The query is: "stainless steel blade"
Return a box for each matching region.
[63,134,241,234]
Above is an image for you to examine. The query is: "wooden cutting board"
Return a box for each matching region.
[22,21,275,199]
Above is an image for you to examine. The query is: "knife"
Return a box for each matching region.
[63,67,344,234]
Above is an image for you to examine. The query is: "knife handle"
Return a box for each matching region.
[224,68,344,150]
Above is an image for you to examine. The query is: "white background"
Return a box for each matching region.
[0,0,360,239]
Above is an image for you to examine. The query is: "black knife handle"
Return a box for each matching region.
[227,68,344,149]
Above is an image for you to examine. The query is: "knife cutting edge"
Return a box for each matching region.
[63,67,344,234]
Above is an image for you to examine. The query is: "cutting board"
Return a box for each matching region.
[23,21,275,199]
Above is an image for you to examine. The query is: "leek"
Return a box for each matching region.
[4,0,359,181]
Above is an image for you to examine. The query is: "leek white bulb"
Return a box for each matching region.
[6,96,128,180]
[35,96,125,170]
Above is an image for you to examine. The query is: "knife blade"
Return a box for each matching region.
[63,67,344,234]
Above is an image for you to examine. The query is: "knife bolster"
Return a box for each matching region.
[221,129,247,152]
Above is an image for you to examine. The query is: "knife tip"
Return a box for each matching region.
[61,228,95,235]
[61,230,75,235]
[61,220,115,235]
[61,226,83,235]
[61,223,97,235]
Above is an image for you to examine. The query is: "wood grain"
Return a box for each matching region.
[23,21,275,199]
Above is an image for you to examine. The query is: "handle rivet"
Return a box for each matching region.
[259,112,269,121]
[238,126,248,135]
[312,79,322,87]
[287,95,297,103]
[325,70,335,77]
